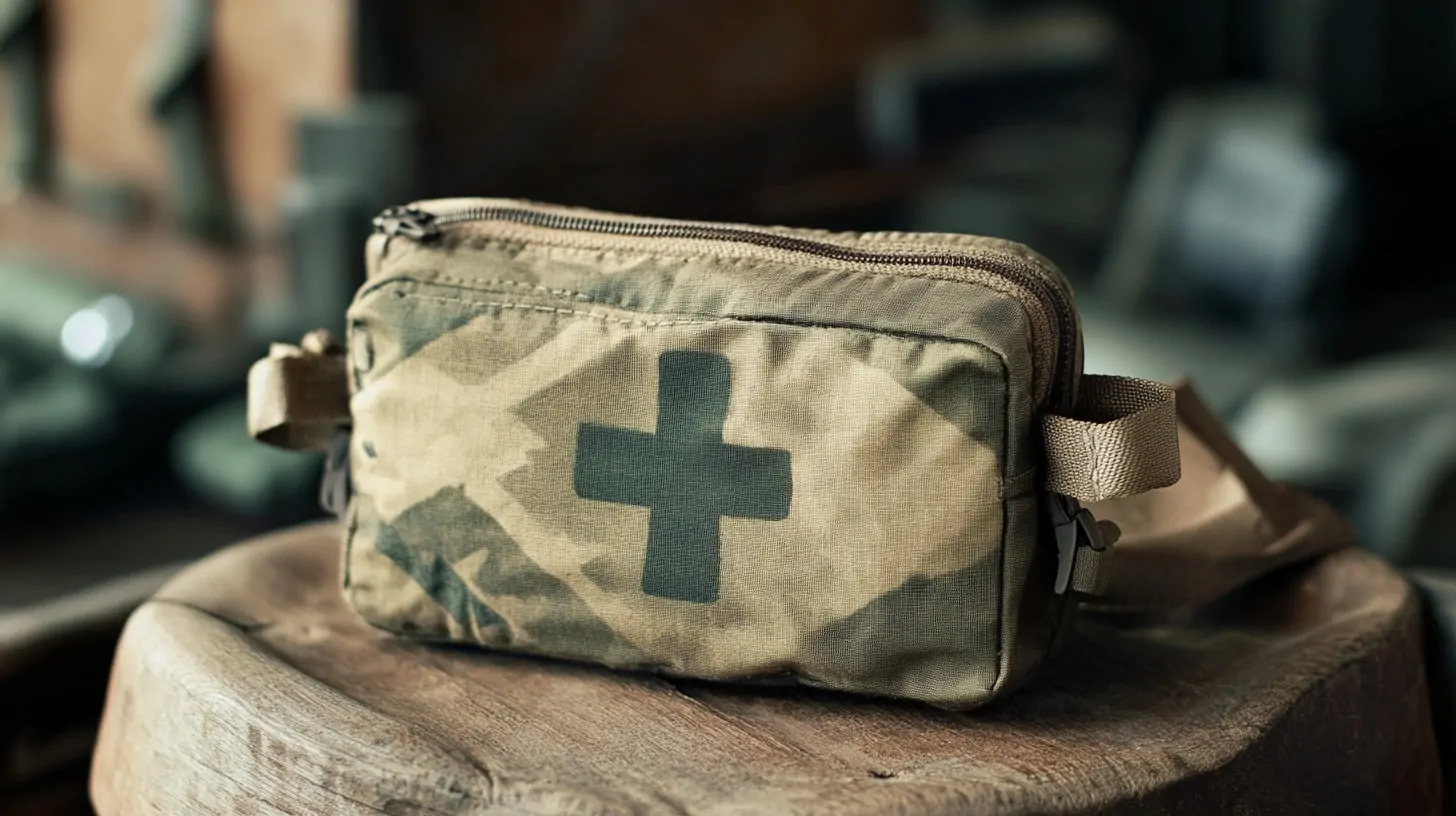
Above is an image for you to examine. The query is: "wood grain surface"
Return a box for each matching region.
[91,523,1439,815]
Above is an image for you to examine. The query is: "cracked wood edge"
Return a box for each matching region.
[92,602,514,815]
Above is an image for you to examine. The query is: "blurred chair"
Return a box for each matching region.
[1084,89,1353,414]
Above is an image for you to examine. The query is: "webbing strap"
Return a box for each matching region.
[1069,541,1114,596]
[1080,382,1355,610]
[1042,375,1181,503]
[247,330,350,452]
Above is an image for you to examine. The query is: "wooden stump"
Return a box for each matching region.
[91,523,1440,815]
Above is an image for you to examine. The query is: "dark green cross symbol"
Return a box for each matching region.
[573,350,792,603]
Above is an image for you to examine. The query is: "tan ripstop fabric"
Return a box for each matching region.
[242,197,1353,710]
[342,301,1015,709]
[1041,375,1180,503]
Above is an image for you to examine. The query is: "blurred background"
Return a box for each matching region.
[3,2,1456,811]
[2,0,1456,622]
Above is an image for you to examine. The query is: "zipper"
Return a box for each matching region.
[372,204,1080,415]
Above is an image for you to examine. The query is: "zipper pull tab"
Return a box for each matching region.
[373,206,440,242]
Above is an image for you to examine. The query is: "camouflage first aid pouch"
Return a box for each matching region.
[250,198,1183,710]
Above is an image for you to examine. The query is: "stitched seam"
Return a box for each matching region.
[1002,467,1039,499]
[355,282,1021,381]
[389,291,1017,355]
[471,237,1036,279]
[422,274,596,303]
[394,292,726,327]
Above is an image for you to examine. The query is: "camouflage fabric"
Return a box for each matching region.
[341,200,1086,709]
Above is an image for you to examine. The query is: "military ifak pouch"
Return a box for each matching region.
[248,198,1198,710]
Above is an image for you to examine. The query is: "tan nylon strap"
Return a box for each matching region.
[1069,544,1113,596]
[1082,382,1355,610]
[1041,375,1181,503]
[247,330,351,452]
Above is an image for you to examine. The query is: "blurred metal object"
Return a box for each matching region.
[147,0,237,243]
[1098,90,1352,338]
[294,97,419,216]
[0,0,49,192]
[271,179,369,339]
[1078,90,1353,414]
[0,258,177,385]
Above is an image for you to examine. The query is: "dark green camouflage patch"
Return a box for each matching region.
[840,329,1006,450]
[385,486,650,665]
[397,308,478,362]
[375,521,505,632]
[802,557,999,703]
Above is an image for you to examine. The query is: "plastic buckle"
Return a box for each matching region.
[1051,493,1106,595]
[319,430,352,518]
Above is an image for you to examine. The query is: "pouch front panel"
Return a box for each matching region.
[344,270,1024,705]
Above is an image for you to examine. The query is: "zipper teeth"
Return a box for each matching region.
[380,205,1077,410]
[432,207,1036,271]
